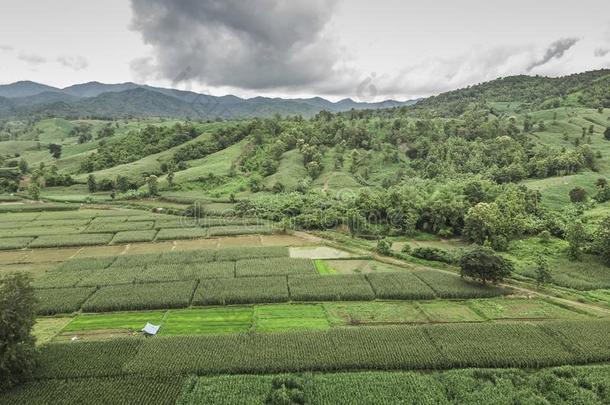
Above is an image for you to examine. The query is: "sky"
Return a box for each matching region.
[0,0,609,101]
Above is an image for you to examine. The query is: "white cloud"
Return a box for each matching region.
[57,55,89,70]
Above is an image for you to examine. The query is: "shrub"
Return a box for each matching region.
[411,247,454,264]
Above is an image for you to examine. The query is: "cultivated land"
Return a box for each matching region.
[0,204,609,403]
[1,71,610,403]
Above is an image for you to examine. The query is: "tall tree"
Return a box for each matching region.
[87,174,97,193]
[146,175,158,196]
[566,220,586,261]
[594,216,610,265]
[458,245,513,284]
[48,144,62,159]
[0,273,38,392]
[534,256,552,286]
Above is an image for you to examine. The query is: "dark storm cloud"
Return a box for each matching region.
[129,0,342,90]
[527,38,579,71]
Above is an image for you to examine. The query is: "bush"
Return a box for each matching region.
[375,239,392,255]
[411,247,454,264]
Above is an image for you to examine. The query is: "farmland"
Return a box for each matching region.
[1,201,610,403]
[1,69,610,402]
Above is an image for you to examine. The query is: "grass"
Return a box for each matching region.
[324,301,428,326]
[253,303,330,332]
[161,307,253,336]
[63,311,166,332]
[32,317,73,346]
[468,298,586,320]
[263,149,308,191]
[522,171,604,210]
[314,259,336,275]
[418,301,484,322]
[504,236,610,290]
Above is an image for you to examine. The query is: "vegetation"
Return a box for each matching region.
[0,273,37,392]
[458,246,513,284]
[2,69,610,401]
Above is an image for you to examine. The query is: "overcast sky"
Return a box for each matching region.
[1,0,609,101]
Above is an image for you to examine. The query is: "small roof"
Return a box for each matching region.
[142,322,160,335]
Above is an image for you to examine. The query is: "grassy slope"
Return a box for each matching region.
[264,149,307,191]
[75,122,227,182]
[521,107,610,209]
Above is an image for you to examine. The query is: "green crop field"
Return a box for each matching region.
[2,68,610,402]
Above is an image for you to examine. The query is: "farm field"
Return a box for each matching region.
[3,205,608,404]
[32,296,593,343]
[1,68,610,403]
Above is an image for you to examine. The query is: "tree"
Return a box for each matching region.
[249,175,263,193]
[167,171,175,189]
[27,183,40,200]
[146,175,158,196]
[534,256,552,286]
[569,187,587,203]
[345,209,367,238]
[604,127,610,141]
[594,216,610,265]
[48,143,62,159]
[87,174,97,193]
[115,175,129,193]
[375,238,392,255]
[18,158,28,174]
[0,273,38,391]
[458,246,513,284]
[566,220,586,261]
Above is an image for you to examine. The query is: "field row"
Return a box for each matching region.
[34,270,510,314]
[31,320,610,379]
[0,225,275,249]
[0,208,275,248]
[5,364,610,404]
[43,299,587,340]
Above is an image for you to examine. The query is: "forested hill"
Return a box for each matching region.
[410,69,610,116]
[0,81,414,120]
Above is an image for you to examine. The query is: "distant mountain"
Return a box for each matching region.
[0,81,61,98]
[0,80,417,119]
[62,81,141,98]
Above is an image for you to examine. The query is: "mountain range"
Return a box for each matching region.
[0,81,416,120]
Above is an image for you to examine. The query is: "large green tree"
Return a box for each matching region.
[594,216,610,265]
[0,273,38,392]
[458,246,513,284]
